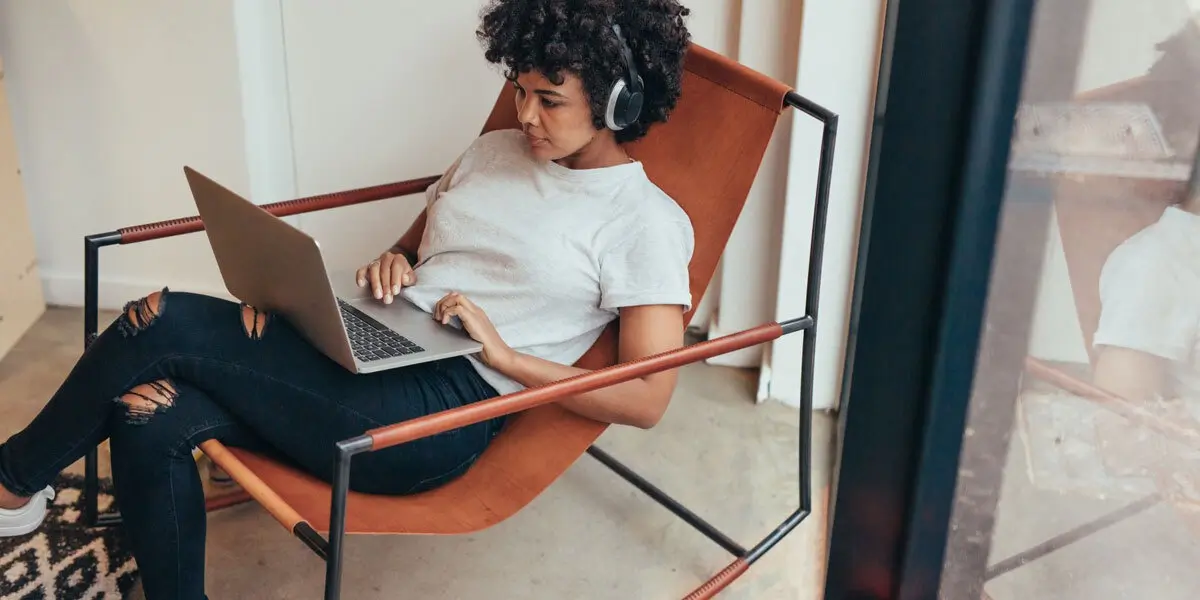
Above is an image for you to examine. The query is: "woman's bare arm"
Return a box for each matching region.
[490,304,686,429]
[1092,345,1169,402]
[389,211,426,262]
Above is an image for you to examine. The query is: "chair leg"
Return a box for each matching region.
[325,436,372,600]
[83,447,101,526]
[324,455,351,600]
[82,447,125,527]
[586,446,747,557]
[323,534,344,600]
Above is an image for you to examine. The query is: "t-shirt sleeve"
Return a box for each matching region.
[424,151,467,208]
[599,217,695,313]
[1093,242,1194,361]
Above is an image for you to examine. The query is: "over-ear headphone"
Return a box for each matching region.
[605,23,644,131]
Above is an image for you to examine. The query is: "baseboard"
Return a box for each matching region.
[41,271,233,311]
[756,360,773,404]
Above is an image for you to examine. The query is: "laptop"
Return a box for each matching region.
[184,166,483,374]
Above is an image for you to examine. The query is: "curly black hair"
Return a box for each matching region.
[476,0,691,143]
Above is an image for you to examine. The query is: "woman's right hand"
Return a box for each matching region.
[355,250,416,305]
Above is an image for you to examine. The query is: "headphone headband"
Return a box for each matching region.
[606,22,644,131]
[612,24,643,94]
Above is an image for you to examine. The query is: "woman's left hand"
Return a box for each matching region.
[434,292,515,369]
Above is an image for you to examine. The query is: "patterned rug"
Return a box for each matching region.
[0,474,138,599]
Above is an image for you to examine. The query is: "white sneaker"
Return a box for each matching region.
[0,486,55,537]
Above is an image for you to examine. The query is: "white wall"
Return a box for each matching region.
[704,0,803,367]
[765,0,884,409]
[1075,0,1194,92]
[0,1,248,308]
[1027,0,1196,364]
[275,1,503,274]
[2,0,752,317]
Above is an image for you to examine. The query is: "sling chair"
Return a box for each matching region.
[78,43,838,600]
[993,143,1199,585]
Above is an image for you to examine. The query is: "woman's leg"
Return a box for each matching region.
[107,380,268,600]
[0,288,501,598]
[0,288,500,501]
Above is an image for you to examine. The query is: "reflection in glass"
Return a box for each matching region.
[943,7,1200,600]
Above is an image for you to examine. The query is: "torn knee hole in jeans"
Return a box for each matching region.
[118,288,166,337]
[241,304,270,340]
[116,379,177,425]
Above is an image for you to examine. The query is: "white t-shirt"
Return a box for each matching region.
[1094,205,1200,401]
[401,129,695,395]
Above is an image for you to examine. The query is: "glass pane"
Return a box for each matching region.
[941,3,1200,599]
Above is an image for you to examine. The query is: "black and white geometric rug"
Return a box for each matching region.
[0,474,138,599]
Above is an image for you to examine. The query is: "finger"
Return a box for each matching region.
[368,262,383,299]
[400,261,415,287]
[378,254,394,300]
[389,259,408,295]
[355,267,367,288]
[434,294,450,321]
[442,305,461,326]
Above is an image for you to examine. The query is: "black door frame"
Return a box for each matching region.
[823,0,1038,597]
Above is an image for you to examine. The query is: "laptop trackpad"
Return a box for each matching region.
[328,269,480,350]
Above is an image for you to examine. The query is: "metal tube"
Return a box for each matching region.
[785,93,838,518]
[294,522,331,561]
[785,90,838,124]
[586,446,747,557]
[324,435,373,600]
[745,508,810,564]
[779,316,814,335]
[83,451,100,527]
[82,232,120,527]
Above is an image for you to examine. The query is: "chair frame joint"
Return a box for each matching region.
[780,316,815,335]
[293,522,331,561]
[336,435,374,457]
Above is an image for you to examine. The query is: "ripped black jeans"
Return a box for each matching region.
[0,289,502,600]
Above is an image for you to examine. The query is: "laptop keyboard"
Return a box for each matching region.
[337,299,425,363]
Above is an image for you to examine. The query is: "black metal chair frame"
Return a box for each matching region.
[77,90,837,599]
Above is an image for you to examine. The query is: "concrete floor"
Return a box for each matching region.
[977,386,1200,600]
[0,306,833,599]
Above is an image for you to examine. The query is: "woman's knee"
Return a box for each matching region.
[239,303,272,340]
[115,287,268,340]
[109,379,194,458]
[117,288,168,337]
[115,379,178,426]
[110,379,236,458]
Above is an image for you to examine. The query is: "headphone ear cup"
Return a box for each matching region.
[605,78,631,130]
[625,77,644,126]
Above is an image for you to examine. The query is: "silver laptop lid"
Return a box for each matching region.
[184,166,358,371]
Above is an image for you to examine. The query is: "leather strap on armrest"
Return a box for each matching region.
[367,321,787,450]
[118,175,440,244]
[682,558,750,600]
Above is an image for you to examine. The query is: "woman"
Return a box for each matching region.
[0,1,695,598]
[1092,138,1200,405]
